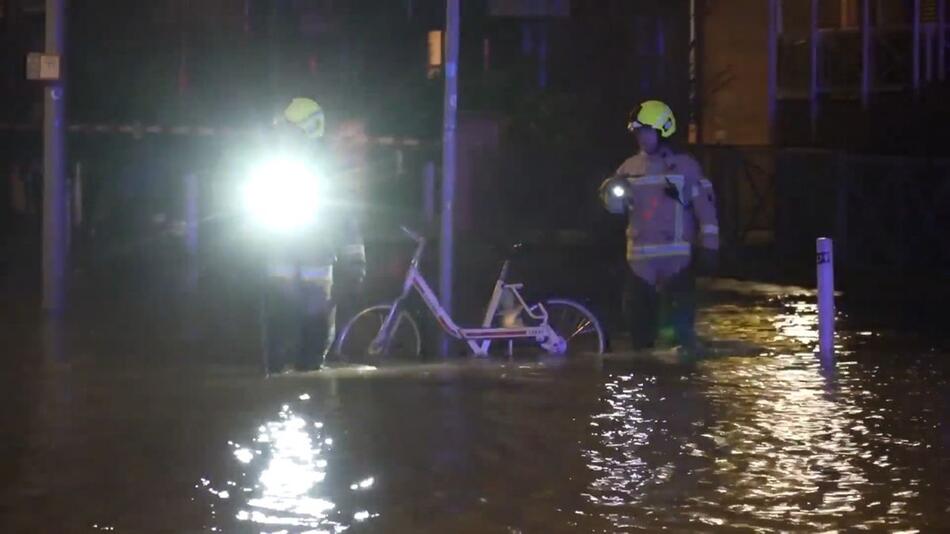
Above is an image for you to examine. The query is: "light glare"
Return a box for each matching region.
[243,157,321,232]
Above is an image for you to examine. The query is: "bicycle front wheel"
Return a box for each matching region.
[544,299,606,355]
[334,305,422,364]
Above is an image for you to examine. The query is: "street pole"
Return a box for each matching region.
[809,0,818,143]
[42,0,67,313]
[439,0,460,357]
[913,0,921,95]
[767,0,779,144]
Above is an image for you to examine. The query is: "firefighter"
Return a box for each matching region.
[257,97,366,372]
[601,100,719,351]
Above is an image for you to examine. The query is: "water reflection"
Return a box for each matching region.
[201,403,375,533]
[5,279,947,531]
[584,285,932,531]
[701,353,875,529]
[582,374,651,505]
[772,301,819,346]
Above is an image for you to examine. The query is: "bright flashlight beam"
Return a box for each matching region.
[243,158,321,232]
[611,185,626,198]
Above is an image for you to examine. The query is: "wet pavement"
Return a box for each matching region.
[1,279,948,533]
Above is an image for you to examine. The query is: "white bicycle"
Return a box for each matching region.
[334,227,606,361]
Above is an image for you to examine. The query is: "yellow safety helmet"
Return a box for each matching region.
[627,100,676,138]
[281,97,325,139]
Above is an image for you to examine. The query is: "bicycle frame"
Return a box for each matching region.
[371,231,564,357]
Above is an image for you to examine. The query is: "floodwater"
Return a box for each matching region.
[1,279,948,533]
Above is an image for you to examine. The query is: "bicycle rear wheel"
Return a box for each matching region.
[334,305,422,364]
[543,299,606,355]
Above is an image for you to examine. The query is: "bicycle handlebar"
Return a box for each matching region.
[401,226,427,267]
[401,226,425,243]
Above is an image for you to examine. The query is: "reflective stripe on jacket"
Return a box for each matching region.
[608,147,720,262]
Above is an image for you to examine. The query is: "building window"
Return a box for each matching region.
[922,0,938,23]
[840,0,860,28]
[428,29,443,78]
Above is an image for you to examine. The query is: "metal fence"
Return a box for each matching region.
[775,148,950,272]
[695,144,950,275]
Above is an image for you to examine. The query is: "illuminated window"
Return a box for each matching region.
[840,0,859,28]
[428,30,443,79]
[922,0,938,23]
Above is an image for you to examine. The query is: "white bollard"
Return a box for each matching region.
[816,237,835,357]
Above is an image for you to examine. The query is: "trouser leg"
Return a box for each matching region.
[624,265,659,350]
[664,265,697,348]
[262,279,297,374]
[296,280,334,370]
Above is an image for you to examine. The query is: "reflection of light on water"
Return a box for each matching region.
[585,288,925,530]
[772,301,819,345]
[354,510,379,522]
[350,477,374,491]
[582,374,652,506]
[234,448,255,464]
[701,294,922,529]
[237,405,343,530]
[707,355,871,523]
[701,297,874,524]
[198,403,378,531]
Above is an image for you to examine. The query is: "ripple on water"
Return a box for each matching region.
[584,286,941,531]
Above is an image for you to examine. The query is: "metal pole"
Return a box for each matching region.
[809,0,818,143]
[689,0,703,145]
[64,176,70,253]
[913,0,921,93]
[439,0,460,357]
[768,0,779,144]
[940,0,946,82]
[42,0,67,313]
[861,0,871,109]
[927,24,934,82]
[538,24,548,89]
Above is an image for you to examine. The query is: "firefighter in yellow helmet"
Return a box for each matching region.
[600,100,720,351]
[282,97,326,138]
[258,97,366,373]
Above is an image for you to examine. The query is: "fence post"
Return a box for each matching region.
[816,237,835,359]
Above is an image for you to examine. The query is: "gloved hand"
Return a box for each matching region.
[600,175,631,214]
[664,177,683,204]
[694,247,720,274]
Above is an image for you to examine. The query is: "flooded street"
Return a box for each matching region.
[1,280,948,533]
